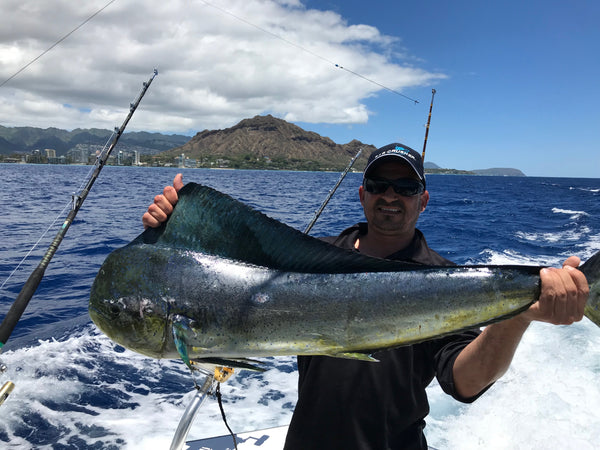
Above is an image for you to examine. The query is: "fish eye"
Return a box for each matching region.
[108,304,121,319]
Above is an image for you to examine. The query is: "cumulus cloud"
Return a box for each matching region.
[0,0,445,133]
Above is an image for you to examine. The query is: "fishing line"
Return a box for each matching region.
[304,147,363,234]
[0,0,118,88]
[198,0,419,104]
[0,130,118,293]
[0,69,157,351]
[73,130,118,193]
[215,383,238,450]
[0,202,70,292]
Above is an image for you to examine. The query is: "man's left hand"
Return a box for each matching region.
[522,256,589,325]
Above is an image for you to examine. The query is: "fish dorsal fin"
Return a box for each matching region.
[135,182,418,274]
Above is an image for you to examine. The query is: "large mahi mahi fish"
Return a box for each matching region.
[90,183,600,369]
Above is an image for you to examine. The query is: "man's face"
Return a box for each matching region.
[359,160,429,238]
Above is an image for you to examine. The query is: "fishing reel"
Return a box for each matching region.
[0,361,15,406]
[0,381,15,406]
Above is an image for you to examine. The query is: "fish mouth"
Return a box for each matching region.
[89,296,168,359]
[89,300,121,323]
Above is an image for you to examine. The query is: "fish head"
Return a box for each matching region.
[89,247,170,358]
[89,292,169,358]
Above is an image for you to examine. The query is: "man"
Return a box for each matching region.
[143,143,588,449]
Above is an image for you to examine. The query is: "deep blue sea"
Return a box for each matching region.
[1,164,599,449]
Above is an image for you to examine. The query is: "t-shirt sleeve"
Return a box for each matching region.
[430,329,493,403]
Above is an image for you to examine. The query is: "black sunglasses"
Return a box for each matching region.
[363,177,425,196]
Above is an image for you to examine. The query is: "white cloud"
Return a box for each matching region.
[0,0,445,133]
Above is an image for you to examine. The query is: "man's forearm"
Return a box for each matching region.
[452,315,532,398]
[452,258,587,399]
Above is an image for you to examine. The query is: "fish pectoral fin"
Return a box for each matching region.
[191,357,267,373]
[171,315,266,373]
[328,352,379,362]
[172,314,199,370]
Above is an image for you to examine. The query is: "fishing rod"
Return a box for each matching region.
[170,367,235,450]
[303,148,363,234]
[0,69,158,356]
[170,374,219,450]
[421,88,436,161]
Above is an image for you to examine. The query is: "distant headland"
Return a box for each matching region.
[0,116,525,176]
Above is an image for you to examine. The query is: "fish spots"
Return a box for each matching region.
[251,292,271,304]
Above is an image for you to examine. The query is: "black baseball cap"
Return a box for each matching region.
[363,143,425,187]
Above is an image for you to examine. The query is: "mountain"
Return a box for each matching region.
[157,114,375,171]
[154,117,527,174]
[472,168,526,177]
[0,136,20,153]
[0,118,526,175]
[424,161,440,169]
[0,125,190,156]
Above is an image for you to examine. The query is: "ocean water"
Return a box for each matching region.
[0,163,599,449]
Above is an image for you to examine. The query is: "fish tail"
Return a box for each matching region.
[581,251,600,326]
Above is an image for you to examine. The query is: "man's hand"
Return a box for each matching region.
[521,256,589,325]
[142,173,184,228]
[452,255,589,398]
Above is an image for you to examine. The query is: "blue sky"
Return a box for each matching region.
[1,0,598,177]
[299,1,600,177]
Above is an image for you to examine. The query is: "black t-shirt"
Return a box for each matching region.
[284,224,487,450]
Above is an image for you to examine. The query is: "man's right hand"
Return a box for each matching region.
[142,173,184,228]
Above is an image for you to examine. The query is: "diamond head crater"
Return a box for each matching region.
[0,115,524,176]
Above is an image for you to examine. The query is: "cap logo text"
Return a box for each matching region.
[375,146,415,161]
